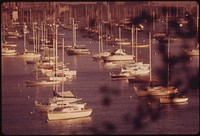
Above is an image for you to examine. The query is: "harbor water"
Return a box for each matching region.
[2,27,199,135]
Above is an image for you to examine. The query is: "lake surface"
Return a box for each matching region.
[2,27,199,135]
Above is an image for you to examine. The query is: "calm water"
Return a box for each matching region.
[2,27,199,135]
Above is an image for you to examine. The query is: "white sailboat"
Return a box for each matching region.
[109,27,133,80]
[102,25,134,62]
[47,106,92,121]
[134,36,179,97]
[47,38,92,120]
[26,24,61,87]
[17,23,41,59]
[47,38,76,81]
[134,86,178,97]
[92,23,111,60]
[65,18,90,55]
[125,27,150,80]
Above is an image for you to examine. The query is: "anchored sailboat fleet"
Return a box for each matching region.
[3,2,197,123]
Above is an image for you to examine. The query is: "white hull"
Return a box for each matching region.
[103,55,134,62]
[47,109,92,121]
[26,80,60,86]
[123,68,150,76]
[186,49,199,56]
[160,97,188,104]
[2,43,17,48]
[92,52,111,60]
[45,70,76,77]
[115,41,131,46]
[66,45,90,55]
[134,86,178,97]
[2,52,17,56]
[18,52,41,58]
[49,76,70,81]
[103,62,119,68]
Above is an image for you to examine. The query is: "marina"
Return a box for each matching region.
[2,1,199,135]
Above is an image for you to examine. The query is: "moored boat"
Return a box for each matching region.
[160,97,188,104]
[26,80,60,86]
[47,106,92,121]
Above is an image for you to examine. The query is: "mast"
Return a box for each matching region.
[131,24,134,57]
[135,27,138,63]
[23,23,27,52]
[100,23,103,52]
[167,36,170,87]
[98,23,101,54]
[62,38,64,95]
[196,4,199,48]
[119,27,122,69]
[149,32,152,83]
[72,18,76,47]
[55,24,58,79]
[35,24,38,55]
[153,11,155,32]
[166,8,168,34]
[37,23,40,54]
[33,23,35,54]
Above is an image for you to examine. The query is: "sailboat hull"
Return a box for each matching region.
[26,80,60,86]
[47,109,92,121]
[66,48,90,55]
[160,97,188,104]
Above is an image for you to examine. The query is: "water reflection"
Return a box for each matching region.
[47,117,93,135]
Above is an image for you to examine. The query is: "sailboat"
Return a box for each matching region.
[128,32,152,83]
[47,38,76,81]
[159,96,188,104]
[17,23,41,59]
[102,27,134,62]
[65,18,90,55]
[47,38,92,121]
[185,4,199,56]
[2,41,17,48]
[134,36,179,97]
[2,46,17,56]
[109,27,132,80]
[92,23,111,60]
[26,24,61,87]
[185,42,199,56]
